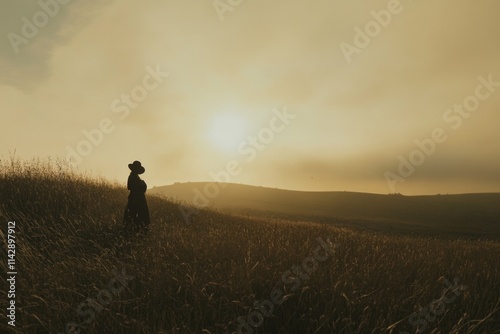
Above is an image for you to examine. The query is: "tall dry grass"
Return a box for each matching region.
[0,159,499,333]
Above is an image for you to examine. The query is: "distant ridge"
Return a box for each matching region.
[151,182,500,236]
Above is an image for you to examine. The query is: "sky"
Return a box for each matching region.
[1,0,499,195]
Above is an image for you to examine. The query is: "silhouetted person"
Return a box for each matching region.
[123,161,150,230]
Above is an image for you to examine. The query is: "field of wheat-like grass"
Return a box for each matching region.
[0,159,499,333]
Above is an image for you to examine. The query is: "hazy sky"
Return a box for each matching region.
[1,0,499,195]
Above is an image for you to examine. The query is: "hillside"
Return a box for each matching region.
[151,182,500,238]
[1,161,500,333]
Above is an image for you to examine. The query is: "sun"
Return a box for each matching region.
[208,113,248,152]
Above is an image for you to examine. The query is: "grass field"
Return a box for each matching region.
[1,159,500,333]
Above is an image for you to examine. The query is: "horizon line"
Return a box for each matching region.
[151,181,500,197]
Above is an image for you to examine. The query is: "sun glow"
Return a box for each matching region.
[208,113,248,152]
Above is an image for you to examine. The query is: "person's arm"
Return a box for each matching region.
[128,174,141,192]
[127,174,133,190]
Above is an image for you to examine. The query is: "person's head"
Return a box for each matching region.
[128,161,145,175]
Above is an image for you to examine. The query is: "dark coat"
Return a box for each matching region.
[123,172,150,227]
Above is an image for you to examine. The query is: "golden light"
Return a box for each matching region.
[208,113,248,152]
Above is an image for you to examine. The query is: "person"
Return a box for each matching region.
[123,160,150,230]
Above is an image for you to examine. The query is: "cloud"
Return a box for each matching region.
[0,0,113,92]
[1,0,500,195]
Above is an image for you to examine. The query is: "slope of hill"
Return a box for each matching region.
[151,182,500,238]
[1,161,500,333]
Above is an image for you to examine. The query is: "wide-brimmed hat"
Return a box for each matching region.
[128,160,145,174]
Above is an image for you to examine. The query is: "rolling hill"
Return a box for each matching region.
[1,160,500,333]
[151,182,500,238]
